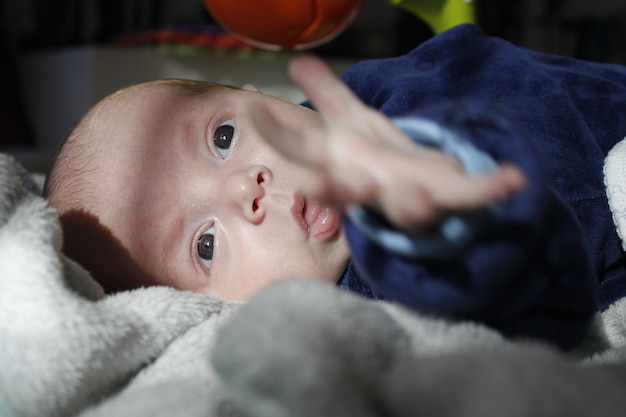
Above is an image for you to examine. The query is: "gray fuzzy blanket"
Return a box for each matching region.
[2,151,626,417]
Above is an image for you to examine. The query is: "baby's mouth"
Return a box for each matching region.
[292,193,340,240]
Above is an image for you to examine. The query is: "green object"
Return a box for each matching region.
[390,0,475,34]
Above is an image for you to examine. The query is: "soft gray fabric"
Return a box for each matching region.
[213,279,626,417]
[2,151,626,417]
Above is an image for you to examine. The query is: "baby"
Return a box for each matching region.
[45,24,626,350]
[44,56,521,300]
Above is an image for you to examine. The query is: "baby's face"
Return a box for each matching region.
[93,83,350,300]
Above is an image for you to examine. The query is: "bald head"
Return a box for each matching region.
[44,79,231,292]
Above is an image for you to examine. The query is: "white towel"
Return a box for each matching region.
[604,137,626,251]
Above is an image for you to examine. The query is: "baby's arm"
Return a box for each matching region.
[249,55,526,230]
[250,55,597,350]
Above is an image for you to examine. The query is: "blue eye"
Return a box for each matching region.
[214,120,234,158]
[198,225,215,269]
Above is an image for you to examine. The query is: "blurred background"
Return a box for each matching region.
[1,0,625,172]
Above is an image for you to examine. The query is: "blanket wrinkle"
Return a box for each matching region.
[77,309,244,417]
[3,151,626,417]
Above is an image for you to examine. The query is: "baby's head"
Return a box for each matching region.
[45,79,349,300]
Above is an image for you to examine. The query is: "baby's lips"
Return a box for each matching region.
[291,192,341,240]
[304,198,341,240]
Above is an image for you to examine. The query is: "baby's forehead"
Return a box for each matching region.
[103,80,238,121]
[130,79,235,99]
[49,80,231,225]
[74,79,242,171]
[86,79,233,173]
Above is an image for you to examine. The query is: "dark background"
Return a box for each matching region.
[1,0,625,150]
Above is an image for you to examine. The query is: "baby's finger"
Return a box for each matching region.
[380,165,526,229]
[435,165,526,209]
[288,55,364,120]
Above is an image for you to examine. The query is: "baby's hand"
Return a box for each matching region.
[249,55,526,230]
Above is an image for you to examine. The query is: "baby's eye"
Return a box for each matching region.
[213,120,234,158]
[197,225,215,270]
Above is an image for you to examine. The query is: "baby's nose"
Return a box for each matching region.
[229,165,270,223]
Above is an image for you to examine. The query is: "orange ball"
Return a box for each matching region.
[203,0,363,50]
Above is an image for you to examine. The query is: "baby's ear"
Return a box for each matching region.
[242,84,261,92]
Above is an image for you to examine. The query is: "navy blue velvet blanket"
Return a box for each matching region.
[341,24,626,311]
